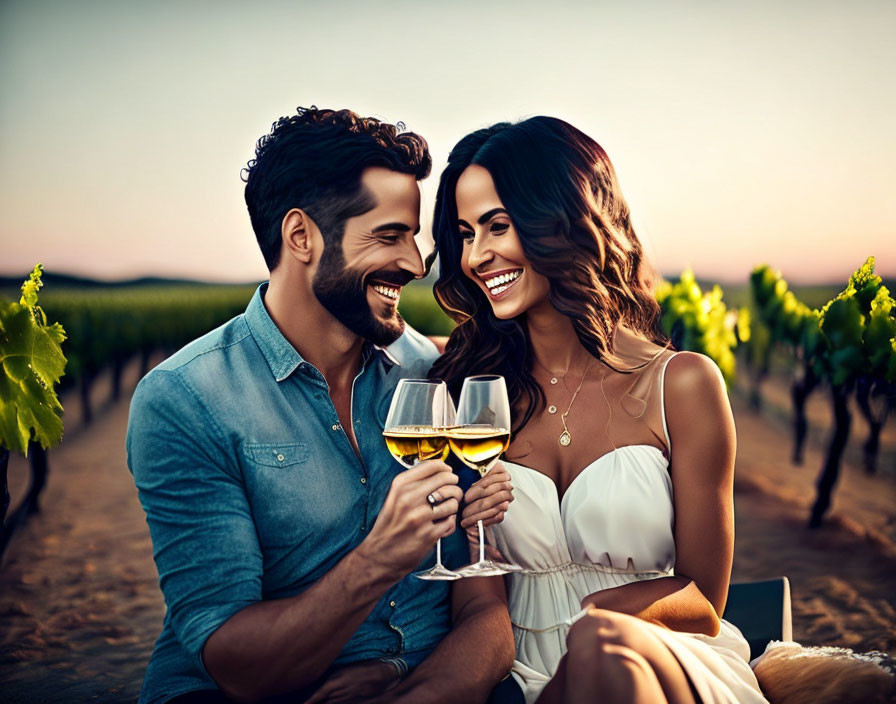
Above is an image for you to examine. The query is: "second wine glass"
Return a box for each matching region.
[449,374,518,577]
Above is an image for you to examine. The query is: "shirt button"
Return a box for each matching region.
[332,423,341,431]
[360,477,367,484]
[360,525,366,532]
[276,454,285,462]
[389,600,396,608]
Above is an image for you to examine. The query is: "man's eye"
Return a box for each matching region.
[380,235,400,243]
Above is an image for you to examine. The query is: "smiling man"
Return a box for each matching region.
[126,107,515,704]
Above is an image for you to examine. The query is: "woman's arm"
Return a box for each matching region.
[581,351,736,635]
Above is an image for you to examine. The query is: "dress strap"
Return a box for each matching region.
[659,352,677,457]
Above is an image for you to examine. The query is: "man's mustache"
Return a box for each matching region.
[365,270,415,288]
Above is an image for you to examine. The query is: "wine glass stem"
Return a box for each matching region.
[477,519,485,563]
[436,537,443,566]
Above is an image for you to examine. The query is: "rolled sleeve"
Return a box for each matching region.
[127,368,262,669]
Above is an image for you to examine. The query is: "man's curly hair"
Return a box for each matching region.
[243,106,431,270]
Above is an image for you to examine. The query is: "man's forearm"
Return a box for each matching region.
[378,589,515,704]
[581,576,721,636]
[203,545,400,702]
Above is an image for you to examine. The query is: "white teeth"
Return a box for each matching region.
[372,284,399,300]
[484,269,522,291]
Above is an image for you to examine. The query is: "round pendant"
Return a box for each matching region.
[559,431,571,446]
[550,377,558,385]
[548,405,557,414]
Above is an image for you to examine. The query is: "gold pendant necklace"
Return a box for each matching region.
[534,356,595,447]
[558,358,593,446]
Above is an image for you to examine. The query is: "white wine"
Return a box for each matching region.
[383,426,450,468]
[447,425,510,476]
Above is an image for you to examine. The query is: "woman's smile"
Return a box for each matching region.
[455,165,550,319]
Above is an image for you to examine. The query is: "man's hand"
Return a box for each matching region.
[460,462,513,530]
[358,459,462,577]
[305,660,402,704]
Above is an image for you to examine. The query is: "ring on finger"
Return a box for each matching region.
[427,492,441,507]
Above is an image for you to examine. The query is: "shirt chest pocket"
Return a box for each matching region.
[240,441,357,549]
[242,442,310,468]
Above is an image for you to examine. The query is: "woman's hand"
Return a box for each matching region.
[460,462,513,529]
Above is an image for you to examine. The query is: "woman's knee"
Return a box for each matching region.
[566,609,642,661]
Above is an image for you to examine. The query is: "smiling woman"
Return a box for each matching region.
[429,117,768,704]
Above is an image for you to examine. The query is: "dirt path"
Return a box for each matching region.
[0,370,163,703]
[0,378,894,702]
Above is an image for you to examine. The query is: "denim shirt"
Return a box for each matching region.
[126,284,463,704]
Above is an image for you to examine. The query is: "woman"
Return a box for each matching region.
[430,117,767,704]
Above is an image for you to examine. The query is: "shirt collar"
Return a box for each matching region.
[245,283,400,382]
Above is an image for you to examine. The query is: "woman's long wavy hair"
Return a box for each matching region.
[429,116,668,432]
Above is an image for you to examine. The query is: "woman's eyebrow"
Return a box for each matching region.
[477,208,508,224]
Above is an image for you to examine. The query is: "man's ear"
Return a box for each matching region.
[281,208,317,264]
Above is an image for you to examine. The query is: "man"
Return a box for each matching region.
[127,107,515,703]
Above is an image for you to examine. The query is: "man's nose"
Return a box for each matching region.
[397,238,425,279]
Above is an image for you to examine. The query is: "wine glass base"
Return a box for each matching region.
[415,565,462,581]
[455,560,518,578]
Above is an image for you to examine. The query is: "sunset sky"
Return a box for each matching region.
[1,0,893,285]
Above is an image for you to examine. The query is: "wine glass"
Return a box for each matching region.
[383,379,460,581]
[448,375,518,577]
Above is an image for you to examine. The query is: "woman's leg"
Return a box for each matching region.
[538,608,699,704]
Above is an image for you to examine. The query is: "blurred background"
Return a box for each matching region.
[1,0,893,285]
[1,2,895,702]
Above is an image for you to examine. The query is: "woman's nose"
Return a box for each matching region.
[466,233,493,270]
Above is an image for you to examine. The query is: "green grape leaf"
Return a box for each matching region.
[848,256,881,312]
[19,264,44,308]
[659,270,738,387]
[888,338,896,383]
[819,297,865,386]
[864,287,896,378]
[0,265,67,455]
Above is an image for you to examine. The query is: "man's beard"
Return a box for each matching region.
[311,242,409,347]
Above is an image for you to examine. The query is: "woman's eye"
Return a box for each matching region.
[490,222,509,234]
[459,230,474,243]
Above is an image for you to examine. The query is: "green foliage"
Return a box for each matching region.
[0,265,67,455]
[819,296,865,386]
[866,287,896,383]
[656,270,740,386]
[750,257,896,388]
[816,257,896,386]
[398,284,454,337]
[750,265,819,354]
[39,284,255,391]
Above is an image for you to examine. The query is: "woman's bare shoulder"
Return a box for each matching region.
[665,351,724,396]
[663,352,731,430]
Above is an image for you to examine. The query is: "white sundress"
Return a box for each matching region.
[491,354,768,704]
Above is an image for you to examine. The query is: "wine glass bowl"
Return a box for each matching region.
[451,375,518,577]
[383,379,460,581]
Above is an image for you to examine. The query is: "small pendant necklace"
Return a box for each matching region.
[534,356,595,447]
[558,358,594,446]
